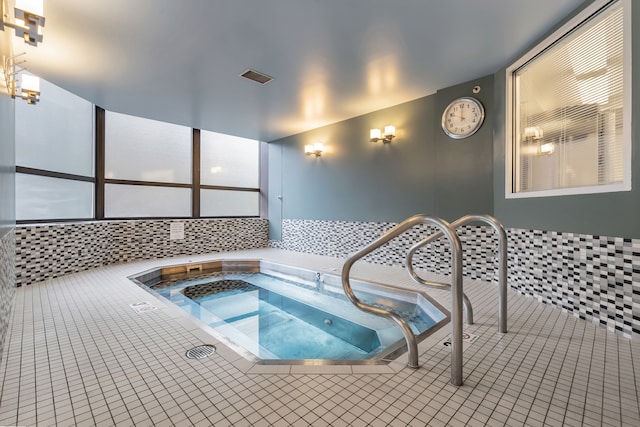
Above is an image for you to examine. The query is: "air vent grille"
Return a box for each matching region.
[240,69,273,84]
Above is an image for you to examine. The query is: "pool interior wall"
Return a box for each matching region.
[160,278,384,360]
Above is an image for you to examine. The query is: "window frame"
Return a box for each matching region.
[505,0,632,199]
[15,81,96,223]
[17,105,264,223]
[98,108,263,220]
[197,128,263,219]
[15,168,96,222]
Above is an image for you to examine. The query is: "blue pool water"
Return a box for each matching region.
[146,270,446,361]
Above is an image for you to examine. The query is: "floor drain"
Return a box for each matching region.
[185,344,216,359]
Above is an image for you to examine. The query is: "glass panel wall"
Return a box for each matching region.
[16,174,94,220]
[201,189,259,217]
[104,184,191,218]
[15,79,262,221]
[16,76,95,177]
[201,130,259,188]
[15,77,95,221]
[105,111,192,183]
[199,129,260,218]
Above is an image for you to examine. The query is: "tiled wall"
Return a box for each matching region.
[507,228,639,339]
[270,219,640,339]
[0,230,16,358]
[16,218,268,287]
[270,219,498,280]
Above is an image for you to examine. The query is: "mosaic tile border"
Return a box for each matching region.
[16,219,268,287]
[0,229,16,358]
[272,219,498,280]
[507,228,640,339]
[271,219,640,339]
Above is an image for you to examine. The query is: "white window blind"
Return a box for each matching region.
[511,0,628,195]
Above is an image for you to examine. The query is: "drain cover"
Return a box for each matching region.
[185,345,216,359]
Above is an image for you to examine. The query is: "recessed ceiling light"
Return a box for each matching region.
[240,69,273,85]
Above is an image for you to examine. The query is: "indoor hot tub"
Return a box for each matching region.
[130,259,449,365]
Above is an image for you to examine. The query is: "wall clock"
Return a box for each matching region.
[441,97,485,139]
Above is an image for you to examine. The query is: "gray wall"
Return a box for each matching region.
[268,75,495,238]
[493,0,640,239]
[434,75,494,221]
[270,0,639,240]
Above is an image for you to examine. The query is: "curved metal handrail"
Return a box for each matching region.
[342,214,464,386]
[406,214,508,333]
[404,260,475,325]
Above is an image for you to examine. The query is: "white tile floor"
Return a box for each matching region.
[0,248,639,426]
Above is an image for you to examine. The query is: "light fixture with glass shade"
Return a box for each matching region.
[539,142,555,155]
[1,0,45,46]
[370,125,396,143]
[2,54,40,104]
[20,72,40,103]
[304,142,324,157]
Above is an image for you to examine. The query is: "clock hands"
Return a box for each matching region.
[442,97,484,139]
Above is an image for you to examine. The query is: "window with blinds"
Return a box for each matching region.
[507,0,630,197]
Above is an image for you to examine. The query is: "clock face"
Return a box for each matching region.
[441,97,485,139]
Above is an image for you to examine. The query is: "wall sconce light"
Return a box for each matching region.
[20,72,40,103]
[304,142,324,157]
[370,125,396,143]
[540,142,555,155]
[522,126,543,140]
[2,54,40,104]
[1,0,45,46]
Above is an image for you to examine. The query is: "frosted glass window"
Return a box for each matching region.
[105,184,191,218]
[201,130,259,188]
[16,173,93,220]
[507,0,630,197]
[105,111,192,183]
[15,76,94,177]
[201,189,259,217]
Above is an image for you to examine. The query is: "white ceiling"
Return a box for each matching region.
[15,0,586,142]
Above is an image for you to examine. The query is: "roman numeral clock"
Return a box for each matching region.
[441,97,485,139]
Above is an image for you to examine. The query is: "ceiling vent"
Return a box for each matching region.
[240,69,273,84]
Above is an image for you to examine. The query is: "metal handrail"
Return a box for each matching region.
[405,259,475,325]
[406,214,508,333]
[342,214,464,386]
